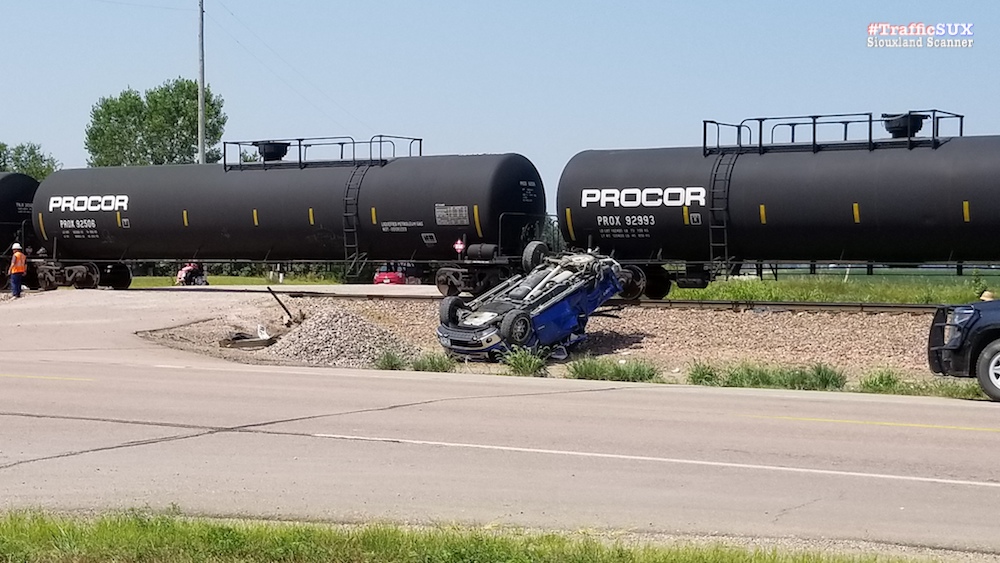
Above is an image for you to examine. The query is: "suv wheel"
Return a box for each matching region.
[500,310,533,346]
[439,296,464,325]
[975,340,1000,401]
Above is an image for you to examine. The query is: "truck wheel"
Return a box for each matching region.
[521,241,549,272]
[500,310,533,346]
[439,296,464,326]
[975,340,1000,401]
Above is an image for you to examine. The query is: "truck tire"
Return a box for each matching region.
[975,340,1000,401]
[500,310,533,346]
[521,241,548,272]
[439,296,464,326]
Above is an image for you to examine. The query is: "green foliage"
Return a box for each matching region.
[567,356,662,382]
[410,353,456,373]
[968,269,988,299]
[686,362,847,391]
[374,349,408,370]
[501,347,548,377]
[0,141,61,180]
[0,509,910,563]
[668,270,999,305]
[85,77,227,166]
[857,368,986,399]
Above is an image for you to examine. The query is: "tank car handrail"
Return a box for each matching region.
[702,110,965,156]
[369,135,424,160]
[222,134,422,171]
[702,121,753,157]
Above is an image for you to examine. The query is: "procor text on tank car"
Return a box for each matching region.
[557,109,994,299]
[1,135,550,293]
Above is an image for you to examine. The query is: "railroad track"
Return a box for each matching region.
[133,286,941,314]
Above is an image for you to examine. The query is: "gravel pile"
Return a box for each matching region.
[258,307,419,368]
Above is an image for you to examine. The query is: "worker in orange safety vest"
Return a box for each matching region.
[7,242,27,298]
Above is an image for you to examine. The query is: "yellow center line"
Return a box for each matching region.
[0,373,93,382]
[748,414,1000,433]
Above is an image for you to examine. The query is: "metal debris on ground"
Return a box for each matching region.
[219,331,277,349]
[267,286,305,326]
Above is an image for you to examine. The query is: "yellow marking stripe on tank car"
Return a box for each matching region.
[564,208,576,242]
[253,209,259,226]
[759,204,767,225]
[852,203,861,224]
[963,200,970,223]
[309,207,315,226]
[473,205,483,238]
[37,213,47,241]
[371,207,377,225]
[116,211,122,228]
[182,209,189,227]
[682,206,690,226]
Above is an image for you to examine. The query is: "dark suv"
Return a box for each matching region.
[928,300,1000,401]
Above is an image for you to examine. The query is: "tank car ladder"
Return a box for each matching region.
[708,151,739,278]
[343,164,372,274]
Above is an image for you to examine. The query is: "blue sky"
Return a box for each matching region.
[4,1,997,209]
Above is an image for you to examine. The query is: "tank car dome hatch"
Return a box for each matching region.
[882,113,928,138]
[253,141,290,161]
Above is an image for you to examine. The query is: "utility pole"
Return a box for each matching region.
[197,0,206,164]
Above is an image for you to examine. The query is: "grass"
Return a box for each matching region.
[0,509,920,563]
[687,362,848,391]
[410,352,457,373]
[667,270,996,304]
[857,368,986,399]
[686,362,988,400]
[501,347,549,377]
[567,356,662,382]
[373,349,408,370]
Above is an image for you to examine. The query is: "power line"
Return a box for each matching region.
[204,13,350,131]
[212,0,374,132]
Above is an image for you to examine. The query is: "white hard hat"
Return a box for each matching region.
[11,243,21,250]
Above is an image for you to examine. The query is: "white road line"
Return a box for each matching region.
[313,433,1000,489]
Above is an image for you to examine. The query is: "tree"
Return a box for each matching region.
[84,78,227,166]
[0,142,61,180]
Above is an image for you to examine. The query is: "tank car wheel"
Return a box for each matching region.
[618,265,646,300]
[521,241,549,272]
[101,263,133,290]
[500,310,533,346]
[642,266,672,300]
[72,263,101,290]
[436,281,460,296]
[439,296,465,326]
[975,340,1000,402]
[38,269,58,291]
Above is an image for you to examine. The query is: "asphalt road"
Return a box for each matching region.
[2,287,999,555]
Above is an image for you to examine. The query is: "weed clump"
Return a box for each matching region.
[567,356,661,382]
[410,352,456,373]
[373,349,407,370]
[501,347,548,377]
[686,362,846,391]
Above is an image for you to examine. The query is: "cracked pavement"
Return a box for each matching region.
[2,287,1000,558]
